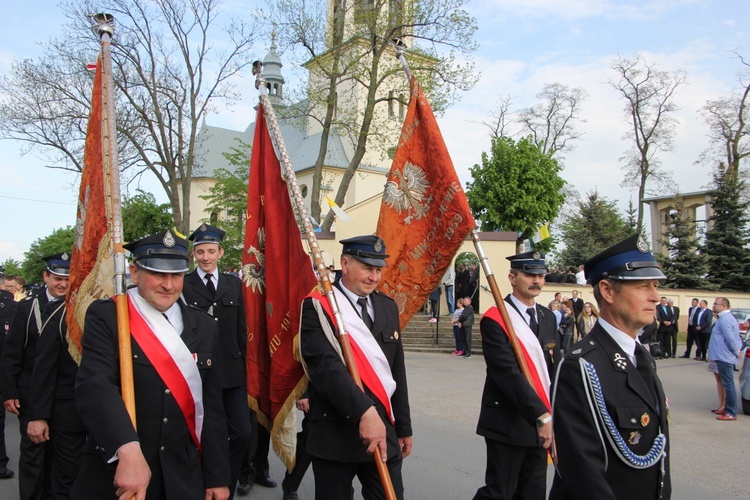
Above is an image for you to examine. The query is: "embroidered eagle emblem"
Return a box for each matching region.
[242,228,266,293]
[383,161,430,224]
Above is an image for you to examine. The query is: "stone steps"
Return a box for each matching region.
[401,314,483,355]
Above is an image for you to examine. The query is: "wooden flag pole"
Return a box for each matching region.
[94,13,137,428]
[392,41,533,385]
[252,62,397,500]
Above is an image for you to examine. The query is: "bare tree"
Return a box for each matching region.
[518,83,587,158]
[267,0,479,229]
[0,0,260,233]
[481,94,515,139]
[700,51,750,182]
[609,54,686,233]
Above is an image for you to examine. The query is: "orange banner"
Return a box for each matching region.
[376,76,475,330]
[66,56,115,363]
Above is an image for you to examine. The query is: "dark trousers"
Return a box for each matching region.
[49,426,85,499]
[311,455,404,500]
[473,438,546,500]
[463,326,473,357]
[659,330,676,358]
[239,412,271,484]
[684,329,697,356]
[282,412,311,493]
[453,325,465,352]
[0,398,8,468]
[224,385,252,498]
[17,410,52,500]
[697,330,710,359]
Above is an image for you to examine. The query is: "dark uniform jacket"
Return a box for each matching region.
[73,298,230,499]
[29,298,85,432]
[1,288,50,405]
[182,270,247,388]
[550,323,671,500]
[505,295,561,379]
[476,300,550,447]
[300,286,411,463]
[0,292,17,395]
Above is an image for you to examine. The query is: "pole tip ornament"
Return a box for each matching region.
[92,12,115,38]
[252,60,265,89]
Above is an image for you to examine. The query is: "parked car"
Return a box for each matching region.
[730,307,750,341]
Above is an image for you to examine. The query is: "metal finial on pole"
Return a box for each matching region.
[92,13,115,39]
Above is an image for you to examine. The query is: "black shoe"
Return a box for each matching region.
[678,354,689,358]
[254,476,278,488]
[0,466,14,479]
[236,483,252,496]
[283,488,300,500]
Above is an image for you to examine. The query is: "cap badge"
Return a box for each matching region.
[628,431,641,445]
[394,331,399,340]
[636,236,649,253]
[61,252,69,261]
[163,230,176,248]
[373,239,383,253]
[532,251,541,260]
[200,223,207,232]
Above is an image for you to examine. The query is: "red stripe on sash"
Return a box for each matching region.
[125,297,202,452]
[308,291,395,423]
[483,306,551,411]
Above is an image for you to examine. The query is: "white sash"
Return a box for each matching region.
[506,305,551,400]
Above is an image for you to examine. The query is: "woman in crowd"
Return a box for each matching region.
[451,298,465,356]
[577,301,599,340]
[559,300,575,353]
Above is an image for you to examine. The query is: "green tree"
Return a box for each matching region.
[198,140,251,269]
[557,191,631,269]
[121,190,174,243]
[704,163,750,291]
[466,136,565,248]
[656,194,708,288]
[1,258,24,279]
[21,227,76,283]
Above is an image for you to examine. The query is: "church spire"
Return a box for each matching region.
[262,31,285,107]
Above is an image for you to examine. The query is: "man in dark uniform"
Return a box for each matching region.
[2,253,70,499]
[27,296,86,499]
[504,251,561,378]
[550,234,671,499]
[183,224,251,497]
[71,231,230,499]
[473,250,554,500]
[300,235,412,500]
[0,270,18,480]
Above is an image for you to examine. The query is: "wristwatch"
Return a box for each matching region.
[536,414,552,428]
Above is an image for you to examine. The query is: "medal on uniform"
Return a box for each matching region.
[394,331,399,340]
[640,412,650,427]
[628,431,641,445]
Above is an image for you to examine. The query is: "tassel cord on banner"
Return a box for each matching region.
[252,62,397,500]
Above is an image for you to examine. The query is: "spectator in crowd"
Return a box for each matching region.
[458,296,474,358]
[549,301,562,330]
[428,286,441,323]
[451,298,465,356]
[577,301,600,339]
[14,277,27,302]
[442,266,456,315]
[695,299,712,361]
[559,301,575,353]
[575,264,586,285]
[708,297,741,421]
[681,298,700,359]
[657,296,676,358]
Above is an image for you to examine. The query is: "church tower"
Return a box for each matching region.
[262,34,285,108]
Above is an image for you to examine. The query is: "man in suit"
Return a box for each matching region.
[183,224,251,497]
[668,298,680,356]
[473,250,556,500]
[681,298,700,359]
[72,231,230,499]
[695,299,712,361]
[458,296,474,358]
[708,297,742,421]
[656,296,676,358]
[27,297,87,498]
[2,253,70,499]
[550,234,670,499]
[0,271,18,480]
[300,235,412,500]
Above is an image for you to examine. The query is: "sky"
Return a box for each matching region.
[0,0,748,262]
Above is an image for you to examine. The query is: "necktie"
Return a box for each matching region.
[635,344,657,406]
[205,274,216,296]
[357,297,374,331]
[526,307,538,335]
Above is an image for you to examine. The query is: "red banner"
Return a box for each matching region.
[66,55,115,363]
[376,76,476,330]
[242,104,319,467]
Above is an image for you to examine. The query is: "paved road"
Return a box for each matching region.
[1,346,746,498]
